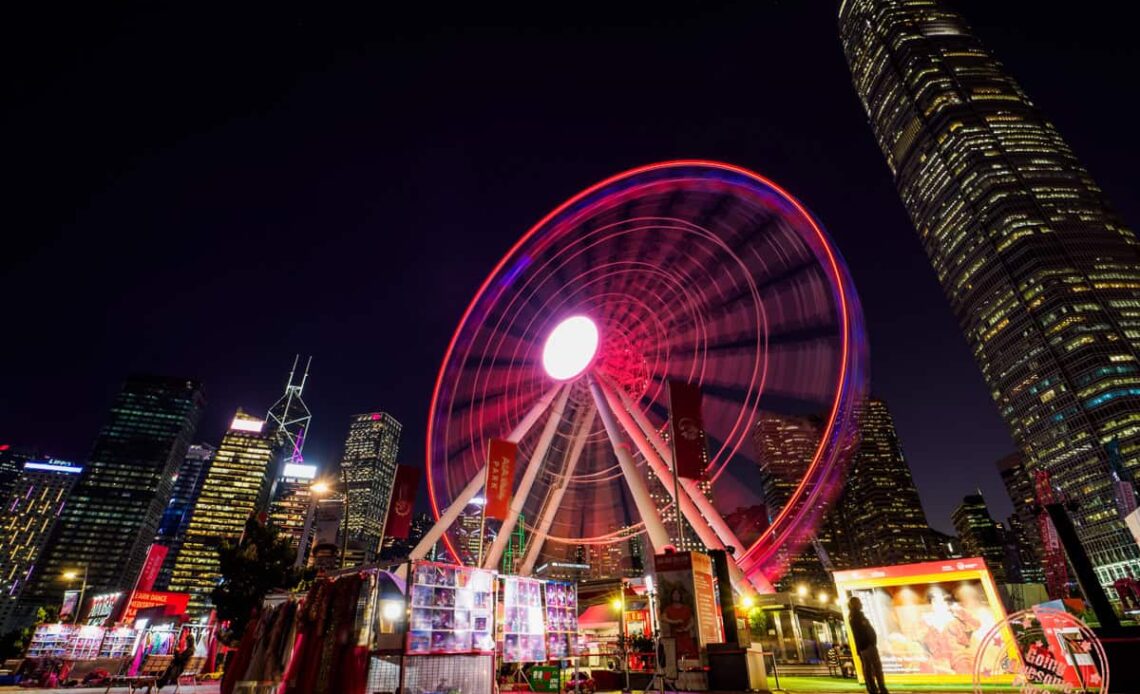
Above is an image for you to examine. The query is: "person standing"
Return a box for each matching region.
[848,597,888,694]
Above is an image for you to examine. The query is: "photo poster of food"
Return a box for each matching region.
[407,560,496,655]
[833,558,1014,684]
[501,575,548,663]
[543,580,579,659]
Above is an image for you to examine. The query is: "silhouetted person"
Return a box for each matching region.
[848,597,887,694]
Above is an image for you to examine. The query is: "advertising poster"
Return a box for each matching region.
[654,551,721,659]
[667,381,707,479]
[121,591,190,624]
[407,561,495,655]
[543,580,579,658]
[86,592,123,626]
[833,558,1010,684]
[383,464,421,539]
[501,575,547,662]
[60,590,81,622]
[136,544,169,592]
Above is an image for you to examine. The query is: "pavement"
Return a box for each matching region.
[0,687,218,694]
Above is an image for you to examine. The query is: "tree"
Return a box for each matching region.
[211,515,310,646]
[0,605,59,660]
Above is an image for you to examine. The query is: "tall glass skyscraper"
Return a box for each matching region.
[169,411,277,615]
[28,376,204,604]
[338,412,401,565]
[840,0,1140,585]
[153,443,215,591]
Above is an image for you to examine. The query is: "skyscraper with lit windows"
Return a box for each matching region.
[168,411,277,614]
[28,376,204,605]
[154,443,214,591]
[952,493,1009,583]
[338,412,402,564]
[840,0,1140,585]
[0,459,82,631]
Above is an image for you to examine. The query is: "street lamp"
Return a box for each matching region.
[796,584,808,598]
[62,565,88,623]
[612,589,630,694]
[818,592,830,605]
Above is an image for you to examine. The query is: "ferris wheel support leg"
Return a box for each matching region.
[411,384,564,562]
[518,405,596,576]
[588,375,672,553]
[595,377,770,595]
[482,386,572,570]
[598,374,775,593]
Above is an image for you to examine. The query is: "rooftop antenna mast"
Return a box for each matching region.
[267,354,313,463]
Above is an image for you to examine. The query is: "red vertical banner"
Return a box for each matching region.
[136,544,169,592]
[484,438,517,521]
[668,380,706,479]
[384,464,422,539]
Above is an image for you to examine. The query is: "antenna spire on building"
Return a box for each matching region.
[267,354,313,464]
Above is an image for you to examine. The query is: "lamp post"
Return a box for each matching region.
[62,565,88,623]
[613,586,631,694]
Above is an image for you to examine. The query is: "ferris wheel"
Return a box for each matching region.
[411,160,868,592]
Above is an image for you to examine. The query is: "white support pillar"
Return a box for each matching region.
[411,384,564,561]
[518,405,596,576]
[588,375,672,553]
[599,374,775,593]
[596,378,768,594]
[482,386,572,570]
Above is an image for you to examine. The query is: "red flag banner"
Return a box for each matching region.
[384,464,422,539]
[484,438,517,521]
[135,544,169,592]
[668,380,706,479]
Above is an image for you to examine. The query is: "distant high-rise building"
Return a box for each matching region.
[265,357,317,557]
[841,0,1140,586]
[1006,513,1044,584]
[842,399,939,567]
[154,443,214,591]
[338,412,401,564]
[28,376,204,606]
[0,444,39,502]
[952,494,1009,582]
[997,452,1047,583]
[0,459,83,631]
[169,411,277,614]
[268,461,318,560]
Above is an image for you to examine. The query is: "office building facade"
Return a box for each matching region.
[338,412,401,564]
[28,376,204,604]
[153,443,215,591]
[840,0,1140,585]
[0,459,83,631]
[952,493,1009,583]
[168,411,276,614]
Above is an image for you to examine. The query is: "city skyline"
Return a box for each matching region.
[5,2,1140,538]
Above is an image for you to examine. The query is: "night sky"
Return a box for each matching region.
[4,1,1138,533]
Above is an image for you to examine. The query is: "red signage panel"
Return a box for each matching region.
[136,544,169,592]
[667,381,706,479]
[384,464,421,539]
[484,439,517,521]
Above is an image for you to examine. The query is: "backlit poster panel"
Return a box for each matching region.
[833,558,1013,685]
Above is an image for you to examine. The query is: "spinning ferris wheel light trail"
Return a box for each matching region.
[411,160,869,594]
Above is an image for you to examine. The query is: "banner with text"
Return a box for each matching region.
[136,544,169,593]
[484,439,517,521]
[668,381,707,479]
[384,464,422,539]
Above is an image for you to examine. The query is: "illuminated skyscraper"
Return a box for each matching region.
[268,461,319,560]
[168,411,276,614]
[28,376,204,604]
[840,0,1140,584]
[266,357,317,555]
[952,493,1009,583]
[997,452,1047,584]
[842,399,940,567]
[154,443,215,591]
[337,412,401,564]
[0,459,82,631]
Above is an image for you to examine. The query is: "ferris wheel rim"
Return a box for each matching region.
[425,158,864,573]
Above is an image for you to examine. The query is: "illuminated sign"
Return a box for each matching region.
[121,591,191,624]
[24,460,82,474]
[282,463,318,479]
[833,558,1013,685]
[86,592,123,626]
[230,415,265,433]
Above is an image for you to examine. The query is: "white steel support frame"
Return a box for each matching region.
[410,384,565,561]
[588,375,672,553]
[599,374,775,593]
[482,387,572,569]
[518,404,596,576]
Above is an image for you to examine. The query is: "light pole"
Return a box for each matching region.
[62,565,88,623]
[612,585,631,694]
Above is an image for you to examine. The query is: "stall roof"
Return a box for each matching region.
[578,604,619,630]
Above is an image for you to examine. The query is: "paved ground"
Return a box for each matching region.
[0,687,218,693]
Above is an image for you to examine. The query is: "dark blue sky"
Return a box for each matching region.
[3,1,1138,533]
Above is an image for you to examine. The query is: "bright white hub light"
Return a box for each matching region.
[542,315,599,380]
